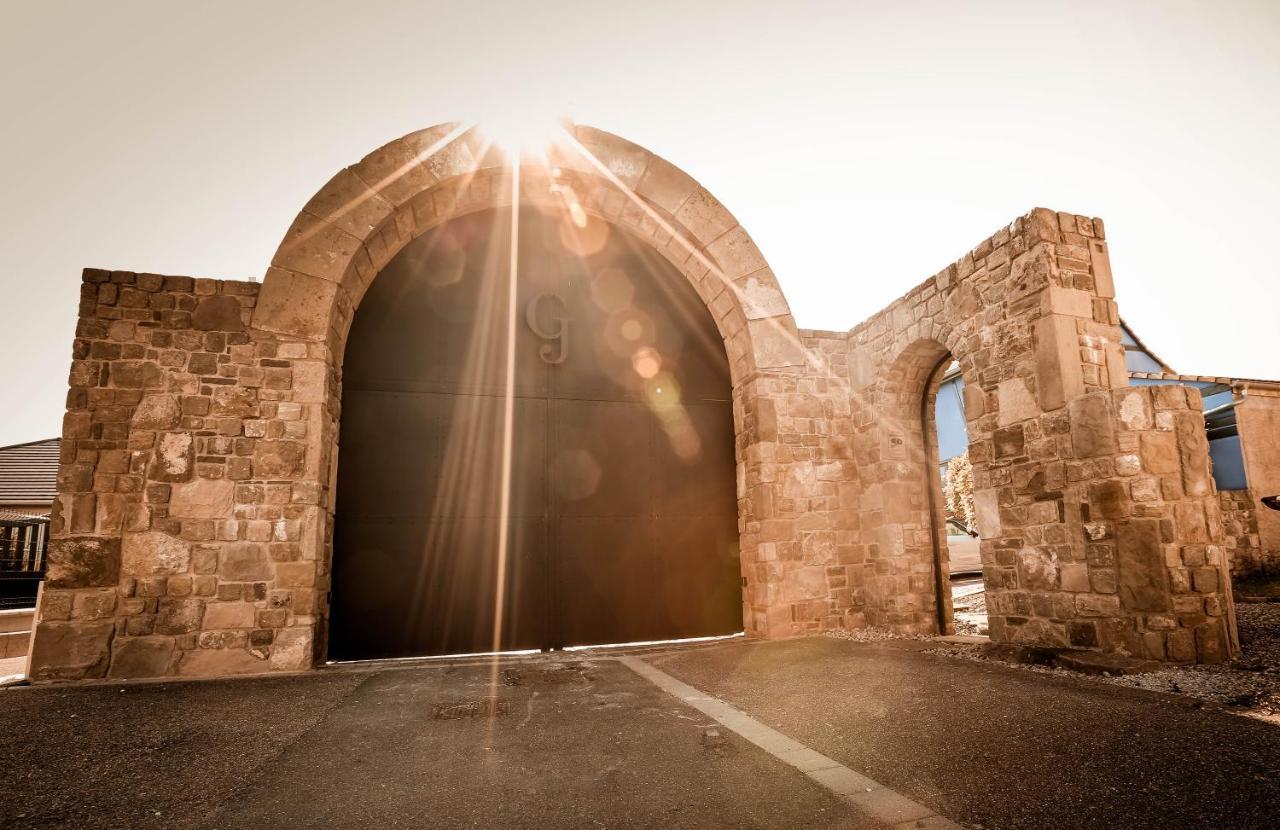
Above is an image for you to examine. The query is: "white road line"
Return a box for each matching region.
[618,656,964,830]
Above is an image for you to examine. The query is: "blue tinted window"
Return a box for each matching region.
[1209,435,1248,490]
[935,376,969,462]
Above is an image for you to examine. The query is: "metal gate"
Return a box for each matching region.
[1,512,49,610]
[328,207,741,660]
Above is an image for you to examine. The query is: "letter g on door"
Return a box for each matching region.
[525,293,569,365]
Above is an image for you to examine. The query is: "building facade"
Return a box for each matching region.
[27,125,1245,681]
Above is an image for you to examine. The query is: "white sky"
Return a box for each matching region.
[2,0,1277,447]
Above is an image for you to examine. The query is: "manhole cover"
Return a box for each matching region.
[432,697,509,720]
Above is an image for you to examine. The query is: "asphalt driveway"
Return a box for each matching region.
[0,638,1276,829]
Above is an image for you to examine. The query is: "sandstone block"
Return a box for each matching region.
[218,543,274,581]
[29,621,115,680]
[169,478,235,520]
[673,188,736,245]
[1115,519,1172,612]
[252,269,340,341]
[122,532,191,577]
[732,272,789,320]
[254,441,305,478]
[996,378,1039,427]
[1069,394,1116,457]
[150,432,194,482]
[155,598,204,635]
[131,394,181,430]
[45,537,121,589]
[274,561,316,588]
[1116,391,1154,431]
[747,318,804,369]
[635,154,698,214]
[1174,413,1212,497]
[191,295,245,332]
[71,589,116,620]
[178,647,270,678]
[202,602,256,629]
[109,636,176,678]
[269,627,314,670]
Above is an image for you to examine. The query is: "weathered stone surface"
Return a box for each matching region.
[211,386,257,417]
[109,636,176,678]
[747,318,804,369]
[252,269,340,341]
[1016,547,1059,591]
[973,489,1002,538]
[1069,394,1115,457]
[150,432,194,482]
[203,602,256,629]
[1115,519,1172,612]
[218,543,273,581]
[28,621,114,680]
[191,294,245,331]
[993,426,1025,458]
[122,532,191,577]
[1116,390,1153,431]
[44,537,120,588]
[1089,480,1128,520]
[269,627,314,671]
[178,647,271,677]
[155,598,204,635]
[111,361,164,389]
[254,441,305,478]
[733,273,790,320]
[997,378,1039,427]
[169,478,235,519]
[1174,412,1212,497]
[131,393,181,430]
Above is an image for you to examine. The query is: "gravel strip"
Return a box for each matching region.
[824,626,933,643]
[924,598,1280,724]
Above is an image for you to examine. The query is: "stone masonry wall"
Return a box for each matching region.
[1236,389,1280,575]
[736,330,861,639]
[1220,490,1264,577]
[29,206,1241,679]
[839,209,1236,663]
[29,269,326,681]
[844,208,1129,637]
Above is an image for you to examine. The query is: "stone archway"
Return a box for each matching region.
[249,123,805,663]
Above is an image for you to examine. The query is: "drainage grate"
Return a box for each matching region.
[432,697,509,720]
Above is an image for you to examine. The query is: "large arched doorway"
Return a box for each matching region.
[328,206,741,660]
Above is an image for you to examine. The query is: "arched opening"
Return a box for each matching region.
[923,355,984,636]
[327,206,742,660]
[865,336,988,637]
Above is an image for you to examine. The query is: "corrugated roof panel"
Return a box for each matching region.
[0,438,60,505]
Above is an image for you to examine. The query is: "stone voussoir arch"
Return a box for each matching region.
[251,122,802,382]
[246,122,805,657]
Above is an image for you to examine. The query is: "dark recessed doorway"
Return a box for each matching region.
[328,207,741,660]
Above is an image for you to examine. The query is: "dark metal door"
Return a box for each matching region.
[328,207,740,661]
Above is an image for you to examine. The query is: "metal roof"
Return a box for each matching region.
[0,438,60,506]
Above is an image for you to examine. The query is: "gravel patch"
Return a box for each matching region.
[926,600,1280,724]
[951,589,988,636]
[824,626,932,643]
[1105,602,1280,722]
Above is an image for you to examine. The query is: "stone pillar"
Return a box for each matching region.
[1237,388,1280,573]
[29,269,325,681]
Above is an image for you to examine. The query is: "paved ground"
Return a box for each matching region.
[650,638,1280,830]
[1,639,1277,829]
